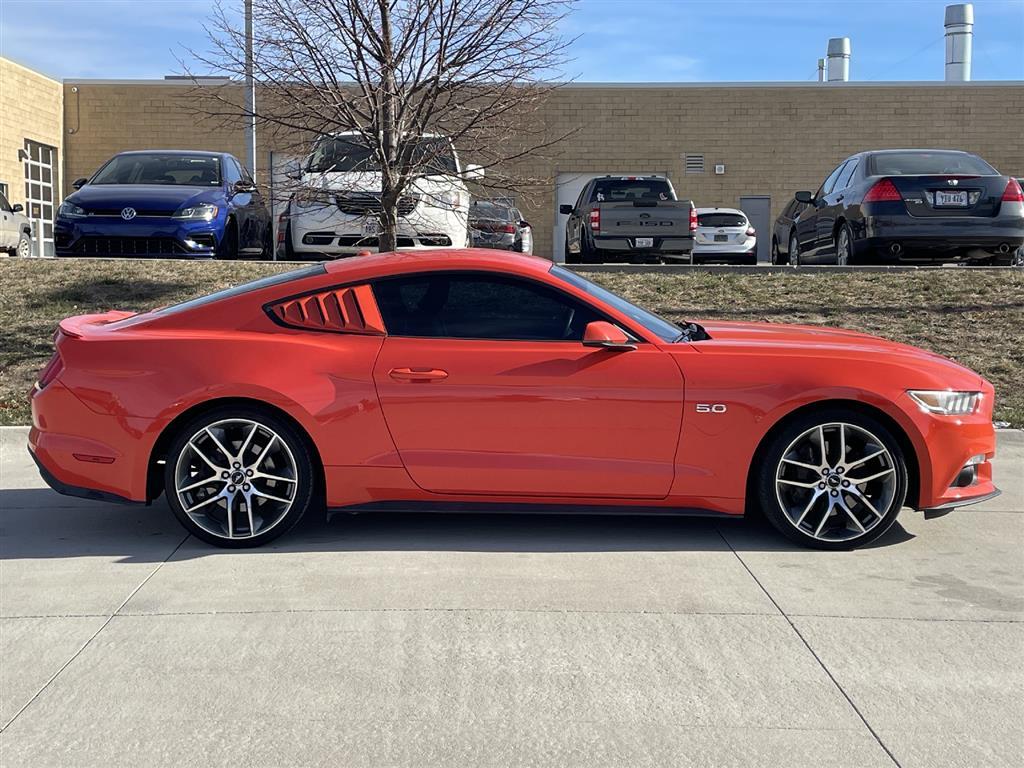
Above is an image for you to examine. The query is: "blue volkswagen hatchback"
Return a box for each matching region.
[55,150,271,259]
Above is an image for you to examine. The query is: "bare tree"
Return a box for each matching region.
[190,0,575,253]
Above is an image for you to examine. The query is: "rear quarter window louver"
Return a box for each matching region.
[267,285,385,335]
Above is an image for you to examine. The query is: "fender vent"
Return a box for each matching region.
[268,285,385,335]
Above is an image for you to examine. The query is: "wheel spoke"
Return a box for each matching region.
[238,424,259,464]
[252,489,292,504]
[850,468,895,485]
[782,458,820,472]
[853,491,884,519]
[779,478,821,489]
[814,504,832,537]
[795,490,822,526]
[841,503,866,533]
[204,427,234,465]
[839,424,847,465]
[179,475,223,493]
[846,448,886,470]
[188,440,224,472]
[185,490,225,514]
[225,491,235,538]
[252,471,296,484]
[251,435,278,471]
[818,425,827,465]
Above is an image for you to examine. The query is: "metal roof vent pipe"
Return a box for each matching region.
[945,3,974,81]
[827,37,851,82]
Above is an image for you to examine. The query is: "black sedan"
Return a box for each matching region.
[788,149,1024,266]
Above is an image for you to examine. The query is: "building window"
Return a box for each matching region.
[683,154,705,174]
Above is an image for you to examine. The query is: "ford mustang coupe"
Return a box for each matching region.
[29,250,999,549]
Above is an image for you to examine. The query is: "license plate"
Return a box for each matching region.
[362,218,381,236]
[635,237,654,248]
[935,190,968,207]
[714,234,729,242]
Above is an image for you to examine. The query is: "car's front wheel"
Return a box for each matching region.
[163,407,315,547]
[756,408,907,550]
[16,232,32,258]
[789,232,801,267]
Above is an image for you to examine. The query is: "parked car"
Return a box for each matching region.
[560,175,696,264]
[31,250,998,551]
[1016,179,1024,267]
[469,200,533,253]
[54,150,271,259]
[770,197,807,265]
[283,132,483,259]
[788,149,1024,266]
[692,207,757,265]
[0,190,32,257]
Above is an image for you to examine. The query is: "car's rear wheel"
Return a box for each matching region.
[164,407,314,548]
[17,232,32,258]
[835,222,854,266]
[756,409,907,550]
[789,231,801,267]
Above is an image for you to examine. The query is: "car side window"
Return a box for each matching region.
[373,273,604,341]
[237,159,255,185]
[224,158,242,185]
[0,192,10,212]
[574,184,590,211]
[817,161,848,198]
[835,159,859,192]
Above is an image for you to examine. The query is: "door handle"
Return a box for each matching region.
[836,194,845,202]
[389,367,449,382]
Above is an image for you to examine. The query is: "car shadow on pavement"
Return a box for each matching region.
[0,487,915,562]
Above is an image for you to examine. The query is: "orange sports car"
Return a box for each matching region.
[29,250,999,549]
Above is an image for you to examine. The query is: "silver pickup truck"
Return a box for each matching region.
[560,176,696,264]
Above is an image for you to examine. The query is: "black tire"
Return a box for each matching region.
[771,236,788,265]
[216,220,238,260]
[163,406,315,548]
[789,231,801,267]
[835,221,854,266]
[756,407,908,550]
[260,225,273,260]
[563,235,581,264]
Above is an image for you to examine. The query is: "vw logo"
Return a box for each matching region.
[947,179,959,186]
[120,207,137,220]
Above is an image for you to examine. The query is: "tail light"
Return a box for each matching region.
[276,212,288,243]
[501,224,516,234]
[746,227,756,236]
[864,178,902,203]
[689,207,698,232]
[589,209,600,232]
[1001,178,1024,202]
[35,352,64,391]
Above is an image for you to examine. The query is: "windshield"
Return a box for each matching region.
[471,202,513,221]
[550,266,682,343]
[698,212,746,227]
[307,136,458,175]
[868,151,996,176]
[590,178,673,203]
[91,154,222,186]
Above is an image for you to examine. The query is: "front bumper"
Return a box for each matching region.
[54,214,225,258]
[289,202,468,255]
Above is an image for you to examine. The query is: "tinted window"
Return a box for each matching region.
[224,159,243,185]
[153,264,326,317]
[470,202,513,221]
[550,266,680,343]
[835,158,859,191]
[868,151,997,176]
[307,137,457,174]
[91,154,222,186]
[373,273,602,341]
[818,161,848,197]
[590,178,673,203]
[698,212,746,227]
[0,192,10,212]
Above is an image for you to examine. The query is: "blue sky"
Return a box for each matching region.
[1,0,1021,82]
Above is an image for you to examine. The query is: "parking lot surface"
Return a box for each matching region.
[1,426,1021,767]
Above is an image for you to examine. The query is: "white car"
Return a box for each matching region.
[692,207,757,265]
[0,190,32,257]
[284,132,482,259]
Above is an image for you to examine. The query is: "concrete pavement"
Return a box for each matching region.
[1,426,1022,767]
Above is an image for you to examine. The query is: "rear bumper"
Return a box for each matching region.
[29,447,140,505]
[861,213,1024,259]
[592,236,694,254]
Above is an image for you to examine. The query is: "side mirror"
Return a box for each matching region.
[794,191,814,204]
[582,321,636,351]
[11,203,23,213]
[233,180,257,194]
[558,204,573,215]
[519,220,530,228]
[72,178,88,189]
[463,163,485,180]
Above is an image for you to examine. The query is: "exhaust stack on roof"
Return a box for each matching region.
[817,58,826,82]
[944,3,974,81]
[827,38,851,82]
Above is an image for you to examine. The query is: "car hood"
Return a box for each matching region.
[694,320,985,385]
[68,185,224,213]
[303,170,465,196]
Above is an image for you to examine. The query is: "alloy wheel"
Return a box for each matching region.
[789,233,800,267]
[173,418,298,540]
[774,422,897,543]
[837,227,851,266]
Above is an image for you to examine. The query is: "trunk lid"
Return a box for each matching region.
[595,200,694,237]
[889,175,1006,218]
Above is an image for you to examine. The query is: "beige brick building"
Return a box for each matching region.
[3,54,1022,259]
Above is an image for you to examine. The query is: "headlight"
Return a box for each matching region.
[172,204,219,221]
[907,390,981,416]
[58,202,86,218]
[430,190,461,210]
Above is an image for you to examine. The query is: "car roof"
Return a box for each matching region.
[113,150,226,158]
[865,148,976,155]
[696,207,744,215]
[322,248,553,281]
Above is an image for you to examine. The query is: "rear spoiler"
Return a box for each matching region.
[58,310,137,339]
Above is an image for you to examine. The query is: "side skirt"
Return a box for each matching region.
[328,500,741,520]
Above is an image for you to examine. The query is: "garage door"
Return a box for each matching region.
[553,171,657,263]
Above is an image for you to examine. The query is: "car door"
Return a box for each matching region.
[371,271,684,498]
[818,159,859,258]
[566,183,589,255]
[237,160,268,252]
[798,161,846,260]
[0,191,14,249]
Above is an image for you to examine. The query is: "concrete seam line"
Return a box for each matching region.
[716,527,904,768]
[0,533,190,733]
